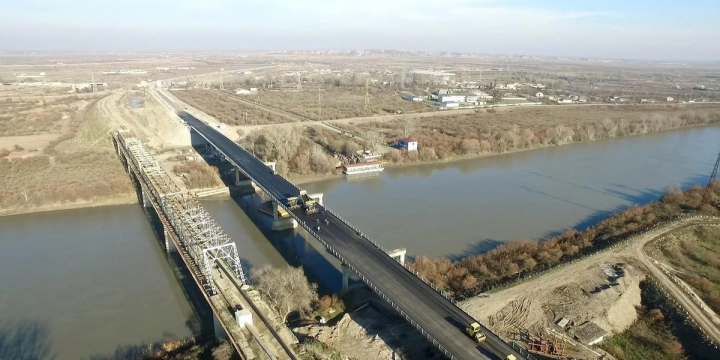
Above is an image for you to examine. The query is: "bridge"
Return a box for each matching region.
[170,108,530,359]
[112,129,299,360]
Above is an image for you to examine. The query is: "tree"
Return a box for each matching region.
[402,118,414,138]
[212,340,235,360]
[251,265,318,322]
[459,139,480,154]
[362,130,385,154]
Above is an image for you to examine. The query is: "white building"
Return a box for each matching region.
[667,96,675,102]
[438,94,466,103]
[441,102,460,108]
[403,95,423,102]
[397,138,418,151]
[536,92,544,98]
[235,88,258,95]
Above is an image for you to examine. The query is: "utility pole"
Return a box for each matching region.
[708,152,720,186]
[91,73,96,97]
[318,86,322,120]
[220,68,225,90]
[363,79,370,114]
[297,73,302,90]
[701,151,720,206]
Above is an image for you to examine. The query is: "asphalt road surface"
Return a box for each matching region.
[178,110,525,360]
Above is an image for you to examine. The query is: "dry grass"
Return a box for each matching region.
[172,160,221,189]
[336,104,720,162]
[0,96,82,136]
[0,96,134,211]
[658,225,720,313]
[171,90,293,125]
[252,86,432,120]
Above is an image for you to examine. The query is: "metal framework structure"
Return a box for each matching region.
[708,152,720,186]
[114,129,246,294]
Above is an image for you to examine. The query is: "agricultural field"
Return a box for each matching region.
[252,86,432,120]
[171,90,294,125]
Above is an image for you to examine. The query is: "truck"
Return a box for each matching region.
[466,322,487,343]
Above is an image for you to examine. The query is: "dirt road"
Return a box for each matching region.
[628,218,720,344]
[463,216,720,350]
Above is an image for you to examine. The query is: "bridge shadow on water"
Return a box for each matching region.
[189,129,343,295]
[127,171,214,339]
[448,173,712,261]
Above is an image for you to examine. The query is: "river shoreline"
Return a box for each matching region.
[2,123,716,217]
[294,123,717,184]
[0,194,138,218]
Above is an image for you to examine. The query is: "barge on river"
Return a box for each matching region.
[342,161,385,175]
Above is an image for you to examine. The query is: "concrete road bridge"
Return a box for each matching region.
[178,116,531,360]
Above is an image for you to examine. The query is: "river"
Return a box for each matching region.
[0,125,717,360]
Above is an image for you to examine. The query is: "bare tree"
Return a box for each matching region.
[211,340,235,360]
[251,265,318,322]
[602,118,617,137]
[262,127,301,160]
[585,125,596,141]
[362,130,385,154]
[402,118,414,138]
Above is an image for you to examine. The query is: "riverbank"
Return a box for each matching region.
[5,124,718,218]
[0,194,137,217]
[292,123,720,184]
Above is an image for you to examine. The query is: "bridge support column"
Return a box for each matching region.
[263,161,276,172]
[388,248,407,266]
[213,312,228,340]
[309,192,324,206]
[140,187,152,208]
[234,168,253,186]
[163,227,177,253]
[341,263,365,294]
[271,200,297,231]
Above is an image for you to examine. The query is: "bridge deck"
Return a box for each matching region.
[179,111,524,360]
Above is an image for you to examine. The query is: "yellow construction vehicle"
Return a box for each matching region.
[506,356,516,360]
[286,197,301,210]
[302,199,319,215]
[466,322,486,343]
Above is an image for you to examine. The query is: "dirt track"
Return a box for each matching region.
[462,216,720,353]
[629,219,720,344]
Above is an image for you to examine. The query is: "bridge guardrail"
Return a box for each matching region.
[192,124,556,360]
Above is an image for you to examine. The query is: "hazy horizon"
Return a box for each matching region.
[2,0,719,61]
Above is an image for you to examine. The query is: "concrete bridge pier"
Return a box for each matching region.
[341,263,365,294]
[271,200,297,231]
[163,227,177,253]
[308,192,324,206]
[140,187,152,208]
[264,161,276,172]
[388,248,407,266]
[234,168,253,187]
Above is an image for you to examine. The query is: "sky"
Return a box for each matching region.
[1,0,719,60]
